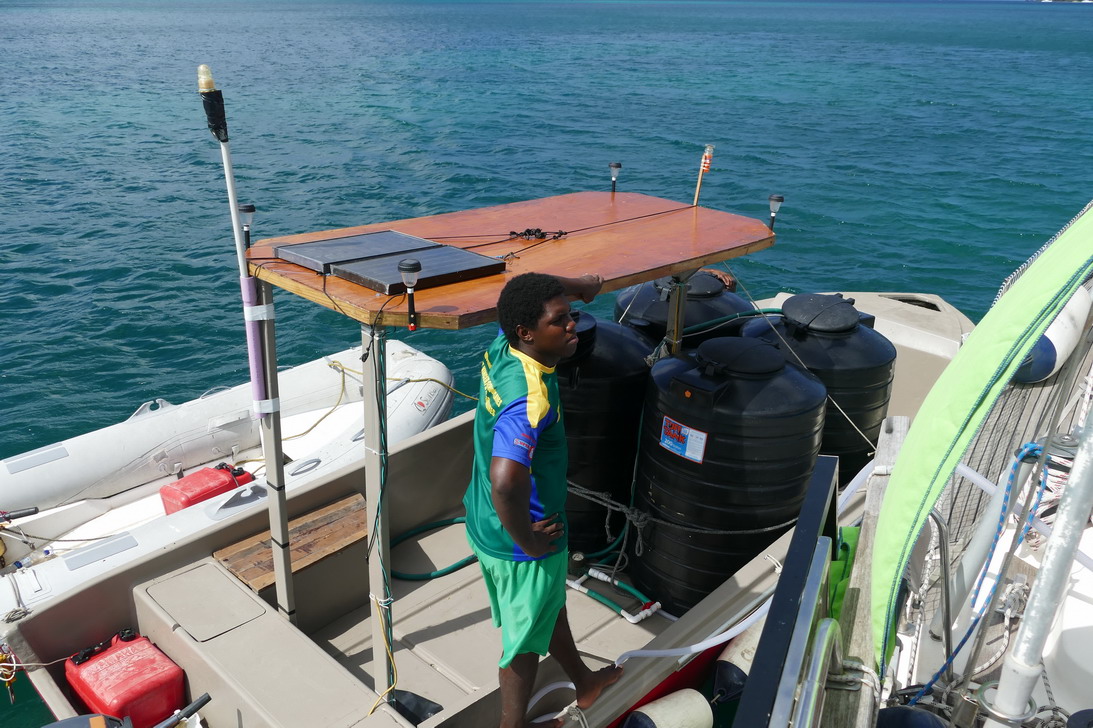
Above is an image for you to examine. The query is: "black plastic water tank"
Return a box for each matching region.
[629,337,827,614]
[741,293,896,486]
[614,271,753,346]
[557,312,653,553]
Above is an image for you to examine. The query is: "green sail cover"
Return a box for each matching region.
[871,203,1093,669]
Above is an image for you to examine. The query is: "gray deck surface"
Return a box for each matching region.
[312,518,670,713]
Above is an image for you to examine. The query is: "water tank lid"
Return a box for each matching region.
[694,337,784,376]
[782,293,860,333]
[1067,708,1093,728]
[652,271,724,300]
[561,310,598,365]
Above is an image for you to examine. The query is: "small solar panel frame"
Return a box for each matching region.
[332,245,506,294]
[273,230,439,275]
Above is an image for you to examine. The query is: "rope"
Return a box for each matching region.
[278,362,348,443]
[0,653,69,682]
[366,593,400,715]
[716,263,879,454]
[1037,661,1070,727]
[331,361,478,402]
[461,204,694,260]
[567,481,798,557]
[970,578,1027,677]
[908,442,1047,706]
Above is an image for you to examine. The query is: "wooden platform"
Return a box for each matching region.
[248,191,774,329]
[213,494,367,592]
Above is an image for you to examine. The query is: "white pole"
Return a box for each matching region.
[984,418,1093,726]
[198,64,295,623]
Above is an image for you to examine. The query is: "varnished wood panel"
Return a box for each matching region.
[214,494,367,593]
[247,191,774,329]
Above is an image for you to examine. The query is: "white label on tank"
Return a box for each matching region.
[659,415,708,463]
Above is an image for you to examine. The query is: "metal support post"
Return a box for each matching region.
[256,280,296,624]
[665,270,698,356]
[984,419,1093,727]
[927,509,954,684]
[361,323,395,698]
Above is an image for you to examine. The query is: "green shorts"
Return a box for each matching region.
[471,543,567,668]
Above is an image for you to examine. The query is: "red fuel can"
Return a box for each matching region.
[65,631,184,728]
[160,463,254,514]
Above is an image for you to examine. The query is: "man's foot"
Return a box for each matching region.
[574,665,623,709]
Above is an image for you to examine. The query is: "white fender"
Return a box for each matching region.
[1014,284,1092,383]
[623,688,714,728]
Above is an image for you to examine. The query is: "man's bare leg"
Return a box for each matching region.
[499,652,561,728]
[548,607,623,709]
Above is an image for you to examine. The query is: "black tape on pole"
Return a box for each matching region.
[201,90,229,143]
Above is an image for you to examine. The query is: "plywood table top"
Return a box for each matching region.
[248,191,774,330]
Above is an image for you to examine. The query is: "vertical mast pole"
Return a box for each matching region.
[362,322,395,698]
[257,278,295,623]
[198,65,295,623]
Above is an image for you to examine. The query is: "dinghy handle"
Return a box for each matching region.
[127,399,174,420]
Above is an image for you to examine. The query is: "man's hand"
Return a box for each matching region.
[699,267,737,292]
[574,273,604,303]
[556,273,604,304]
[526,513,565,558]
[491,457,567,559]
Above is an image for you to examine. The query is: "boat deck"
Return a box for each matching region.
[313,518,669,723]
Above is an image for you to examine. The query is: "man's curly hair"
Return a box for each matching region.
[497,273,565,346]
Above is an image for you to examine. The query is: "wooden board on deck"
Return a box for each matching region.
[213,494,367,593]
[247,191,774,329]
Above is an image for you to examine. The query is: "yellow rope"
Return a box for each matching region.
[330,360,478,401]
[234,359,476,470]
[281,365,348,442]
[367,597,400,714]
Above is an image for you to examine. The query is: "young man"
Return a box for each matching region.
[464,272,622,728]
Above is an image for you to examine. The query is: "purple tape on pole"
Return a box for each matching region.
[240,276,269,418]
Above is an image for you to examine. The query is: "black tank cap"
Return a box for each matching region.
[694,337,784,376]
[782,293,860,333]
[561,310,598,366]
[652,271,725,299]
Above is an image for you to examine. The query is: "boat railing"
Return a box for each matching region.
[791,616,843,728]
[731,456,838,727]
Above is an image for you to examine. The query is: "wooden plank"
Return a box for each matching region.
[247,191,774,330]
[214,494,368,593]
[822,416,909,727]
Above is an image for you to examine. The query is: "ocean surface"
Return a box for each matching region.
[1,0,1091,724]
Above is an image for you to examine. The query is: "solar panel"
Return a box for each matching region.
[332,244,506,294]
[274,230,438,275]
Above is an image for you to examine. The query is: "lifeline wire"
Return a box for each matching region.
[458,204,694,259]
[907,442,1048,706]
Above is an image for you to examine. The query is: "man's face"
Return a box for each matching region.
[522,295,578,364]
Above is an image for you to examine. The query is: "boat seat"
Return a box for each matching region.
[134,558,407,727]
[213,492,371,633]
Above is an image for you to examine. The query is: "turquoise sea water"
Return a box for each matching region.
[1,0,1091,724]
